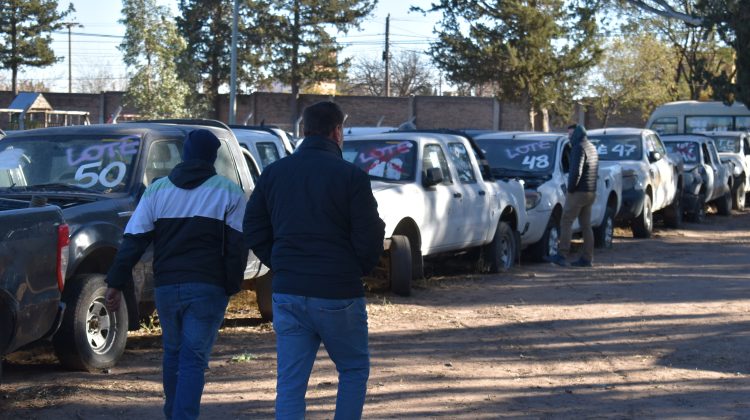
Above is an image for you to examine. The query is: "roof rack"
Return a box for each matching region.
[126,118,232,131]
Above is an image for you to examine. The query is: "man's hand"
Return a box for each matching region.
[105,287,122,312]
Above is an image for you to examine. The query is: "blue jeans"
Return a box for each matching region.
[272,293,370,420]
[155,282,228,420]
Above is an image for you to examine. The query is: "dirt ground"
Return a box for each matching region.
[2,210,750,419]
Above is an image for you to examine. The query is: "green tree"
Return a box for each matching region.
[0,0,73,96]
[622,0,750,107]
[254,0,376,128]
[120,0,190,119]
[588,33,683,126]
[419,0,602,129]
[176,0,270,119]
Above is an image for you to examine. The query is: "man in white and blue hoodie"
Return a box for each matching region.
[105,129,247,420]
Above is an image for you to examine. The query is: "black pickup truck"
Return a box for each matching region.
[0,199,73,379]
[0,120,267,371]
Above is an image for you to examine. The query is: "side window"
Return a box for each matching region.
[447,142,476,184]
[701,144,711,165]
[650,117,678,135]
[144,140,182,185]
[422,144,453,185]
[561,142,572,173]
[707,142,721,165]
[256,142,281,169]
[215,140,241,186]
[651,134,667,155]
[744,137,750,156]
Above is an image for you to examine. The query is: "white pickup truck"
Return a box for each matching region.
[588,128,683,238]
[343,131,527,296]
[475,132,622,261]
[699,131,750,210]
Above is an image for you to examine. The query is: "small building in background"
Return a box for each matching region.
[0,92,90,130]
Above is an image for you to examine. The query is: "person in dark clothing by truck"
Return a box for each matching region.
[243,101,385,420]
[548,124,599,267]
[105,129,247,420]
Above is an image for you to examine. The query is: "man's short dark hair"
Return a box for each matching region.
[303,101,344,137]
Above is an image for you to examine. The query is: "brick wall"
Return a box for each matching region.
[0,90,648,133]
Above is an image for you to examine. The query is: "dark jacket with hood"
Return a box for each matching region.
[107,160,248,295]
[243,135,385,299]
[568,125,599,193]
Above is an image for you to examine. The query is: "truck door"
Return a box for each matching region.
[446,141,489,246]
[421,143,464,249]
[647,134,669,208]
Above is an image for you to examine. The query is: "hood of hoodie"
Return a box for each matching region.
[168,160,217,189]
[570,125,588,146]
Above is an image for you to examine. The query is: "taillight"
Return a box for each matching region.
[57,224,70,291]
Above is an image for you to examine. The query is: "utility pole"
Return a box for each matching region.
[63,22,83,93]
[383,14,390,97]
[229,0,239,125]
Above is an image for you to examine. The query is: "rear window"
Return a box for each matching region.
[686,116,733,133]
[711,136,741,153]
[650,117,678,135]
[664,141,700,164]
[476,138,556,173]
[343,140,417,182]
[588,135,643,161]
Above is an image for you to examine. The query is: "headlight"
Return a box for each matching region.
[525,191,542,210]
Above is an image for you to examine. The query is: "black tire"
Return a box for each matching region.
[663,194,683,229]
[716,190,732,216]
[483,222,516,273]
[528,217,560,262]
[389,235,412,297]
[688,193,706,223]
[412,248,424,280]
[594,206,615,249]
[733,180,746,210]
[631,194,653,239]
[254,272,273,321]
[53,274,128,372]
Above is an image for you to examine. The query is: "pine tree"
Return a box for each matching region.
[420,0,602,129]
[119,0,190,119]
[0,0,73,96]
[176,0,270,119]
[253,0,376,129]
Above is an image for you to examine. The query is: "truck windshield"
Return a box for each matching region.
[475,139,556,174]
[343,140,417,182]
[0,134,141,193]
[664,141,700,164]
[588,136,643,161]
[711,136,741,153]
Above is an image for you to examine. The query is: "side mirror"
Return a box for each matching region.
[422,167,444,187]
[648,151,662,162]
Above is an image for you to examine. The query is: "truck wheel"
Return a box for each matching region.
[53,274,128,372]
[733,180,746,210]
[663,193,683,229]
[254,272,273,322]
[529,218,559,262]
[631,194,653,238]
[716,190,732,216]
[389,235,412,297]
[594,206,615,249]
[483,222,516,273]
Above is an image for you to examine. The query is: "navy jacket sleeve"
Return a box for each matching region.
[567,144,585,193]
[243,177,274,269]
[349,168,386,275]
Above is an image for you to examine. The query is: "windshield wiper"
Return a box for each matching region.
[14,183,99,193]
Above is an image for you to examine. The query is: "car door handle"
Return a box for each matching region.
[453,192,462,198]
[478,190,486,196]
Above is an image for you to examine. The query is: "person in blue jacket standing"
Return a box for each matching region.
[243,101,385,419]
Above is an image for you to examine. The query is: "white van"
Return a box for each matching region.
[646,101,750,134]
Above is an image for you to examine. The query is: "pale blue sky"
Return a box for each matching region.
[10,0,439,92]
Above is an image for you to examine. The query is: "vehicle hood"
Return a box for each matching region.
[370,180,402,193]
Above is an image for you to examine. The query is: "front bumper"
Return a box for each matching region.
[616,188,645,221]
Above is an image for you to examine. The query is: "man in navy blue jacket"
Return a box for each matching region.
[106,129,247,420]
[243,101,385,419]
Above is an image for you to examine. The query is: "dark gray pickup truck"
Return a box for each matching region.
[0,120,267,372]
[0,199,72,379]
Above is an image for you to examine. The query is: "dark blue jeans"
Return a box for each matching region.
[155,282,228,420]
[272,293,370,420]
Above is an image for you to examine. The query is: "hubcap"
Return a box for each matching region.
[547,227,559,257]
[86,297,115,354]
[500,234,512,268]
